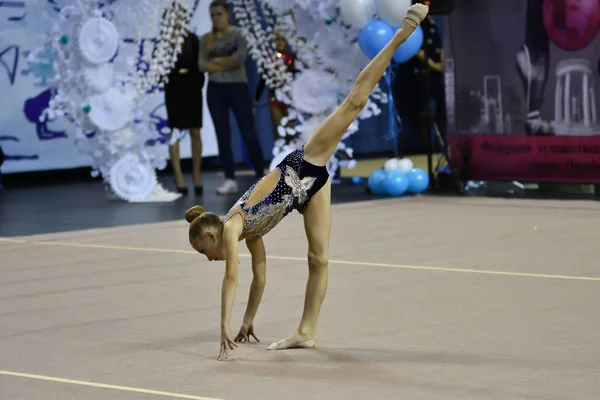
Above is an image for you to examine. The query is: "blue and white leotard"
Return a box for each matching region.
[224,146,330,240]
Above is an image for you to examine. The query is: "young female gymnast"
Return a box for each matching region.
[184,3,429,361]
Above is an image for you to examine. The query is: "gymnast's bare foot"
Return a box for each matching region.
[267,332,315,350]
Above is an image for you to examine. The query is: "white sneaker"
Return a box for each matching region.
[216,179,238,195]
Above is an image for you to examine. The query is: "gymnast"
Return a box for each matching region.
[184,3,429,361]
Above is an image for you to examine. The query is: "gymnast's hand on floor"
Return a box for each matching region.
[218,331,238,361]
[234,324,260,344]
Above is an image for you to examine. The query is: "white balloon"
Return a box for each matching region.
[397,158,414,172]
[339,0,377,29]
[376,0,412,29]
[384,158,400,172]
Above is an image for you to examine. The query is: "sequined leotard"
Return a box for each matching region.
[224,146,329,240]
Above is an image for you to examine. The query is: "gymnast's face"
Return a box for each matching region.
[191,231,226,262]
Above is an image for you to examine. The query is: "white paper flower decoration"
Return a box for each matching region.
[111,127,138,149]
[291,70,340,114]
[78,17,120,65]
[297,115,326,143]
[84,64,115,93]
[109,153,157,202]
[87,87,134,132]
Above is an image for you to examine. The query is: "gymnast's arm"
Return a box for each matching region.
[242,237,267,328]
[220,218,242,340]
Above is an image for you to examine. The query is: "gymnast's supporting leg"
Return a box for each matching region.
[302,4,429,167]
[267,4,429,351]
[267,179,332,350]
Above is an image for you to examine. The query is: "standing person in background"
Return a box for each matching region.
[253,32,298,143]
[392,16,446,154]
[164,4,205,196]
[198,0,265,195]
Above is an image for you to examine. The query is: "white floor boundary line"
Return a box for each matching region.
[1,237,598,282]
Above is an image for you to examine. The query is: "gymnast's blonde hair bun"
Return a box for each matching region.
[185,205,206,223]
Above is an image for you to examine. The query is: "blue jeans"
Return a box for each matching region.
[207,81,264,180]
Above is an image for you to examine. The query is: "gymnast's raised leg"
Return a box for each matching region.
[267,3,429,350]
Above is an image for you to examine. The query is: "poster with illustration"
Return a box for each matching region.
[444,0,600,183]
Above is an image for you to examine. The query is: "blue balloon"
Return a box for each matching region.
[368,169,387,195]
[406,168,430,193]
[383,170,409,196]
[392,25,424,63]
[358,20,395,60]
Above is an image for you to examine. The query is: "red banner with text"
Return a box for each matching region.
[449,135,600,183]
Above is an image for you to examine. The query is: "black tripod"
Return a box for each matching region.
[418,43,465,194]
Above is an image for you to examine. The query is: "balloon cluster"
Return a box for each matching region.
[339,0,424,63]
[368,158,429,196]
